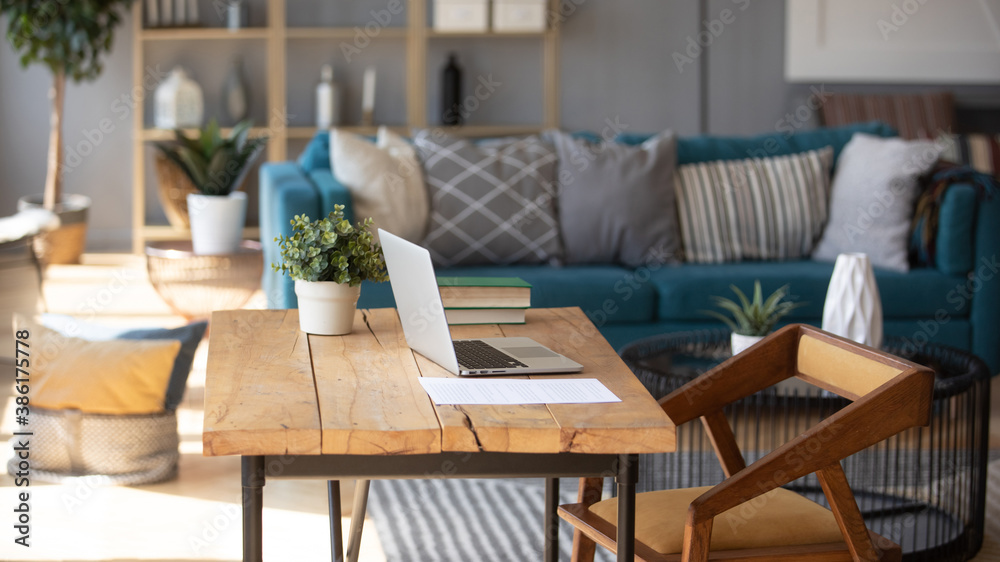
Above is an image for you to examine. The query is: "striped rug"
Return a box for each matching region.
[369,478,614,562]
[970,459,1000,561]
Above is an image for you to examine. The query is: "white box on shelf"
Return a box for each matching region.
[492,0,547,32]
[434,0,489,32]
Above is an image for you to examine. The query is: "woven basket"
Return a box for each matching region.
[154,154,200,229]
[6,407,179,485]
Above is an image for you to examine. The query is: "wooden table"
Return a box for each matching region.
[203,307,676,562]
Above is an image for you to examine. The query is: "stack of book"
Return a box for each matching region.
[436,277,531,325]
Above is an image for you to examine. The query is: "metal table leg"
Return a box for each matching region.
[347,480,371,562]
[329,481,344,562]
[545,477,560,562]
[616,454,638,562]
[242,456,265,562]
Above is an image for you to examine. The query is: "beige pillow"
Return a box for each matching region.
[13,314,180,415]
[331,127,429,243]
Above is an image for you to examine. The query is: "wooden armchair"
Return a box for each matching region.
[560,324,935,562]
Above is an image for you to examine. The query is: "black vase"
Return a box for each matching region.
[441,53,463,126]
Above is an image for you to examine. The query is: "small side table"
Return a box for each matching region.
[145,240,263,321]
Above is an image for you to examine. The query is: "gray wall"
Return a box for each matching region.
[3,0,999,251]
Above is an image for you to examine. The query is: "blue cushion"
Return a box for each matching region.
[40,315,207,411]
[616,122,897,166]
[297,130,332,172]
[359,265,658,325]
[648,261,969,322]
[935,184,977,275]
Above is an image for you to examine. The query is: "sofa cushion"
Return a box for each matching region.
[650,261,969,322]
[548,129,681,268]
[358,264,658,324]
[331,128,428,242]
[298,130,332,172]
[616,122,897,166]
[676,147,833,263]
[813,134,943,272]
[415,131,562,267]
[934,184,978,275]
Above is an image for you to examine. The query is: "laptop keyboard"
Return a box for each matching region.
[454,340,529,370]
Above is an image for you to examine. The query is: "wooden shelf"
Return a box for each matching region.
[140,226,260,242]
[132,0,561,253]
[286,27,408,40]
[139,127,272,142]
[426,30,551,39]
[141,27,271,41]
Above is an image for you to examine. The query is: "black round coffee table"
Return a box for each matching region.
[619,330,991,562]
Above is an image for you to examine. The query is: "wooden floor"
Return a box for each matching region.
[0,253,997,561]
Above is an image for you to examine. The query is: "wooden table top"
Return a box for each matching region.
[203,307,676,457]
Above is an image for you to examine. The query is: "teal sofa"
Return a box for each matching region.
[260,123,1000,373]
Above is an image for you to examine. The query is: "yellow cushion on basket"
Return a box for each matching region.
[587,485,845,555]
[13,314,181,415]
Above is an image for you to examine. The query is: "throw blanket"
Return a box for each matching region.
[910,161,999,268]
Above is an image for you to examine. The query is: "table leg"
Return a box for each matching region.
[346,480,371,562]
[328,481,344,562]
[545,477,560,562]
[242,456,265,562]
[616,454,638,562]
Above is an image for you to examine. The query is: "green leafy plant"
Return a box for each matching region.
[704,281,805,337]
[154,119,268,196]
[2,0,136,209]
[272,205,388,286]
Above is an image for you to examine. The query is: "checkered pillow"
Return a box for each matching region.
[415,131,562,266]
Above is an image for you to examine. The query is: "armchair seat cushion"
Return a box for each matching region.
[588,486,844,555]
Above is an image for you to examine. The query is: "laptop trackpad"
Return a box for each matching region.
[501,346,560,359]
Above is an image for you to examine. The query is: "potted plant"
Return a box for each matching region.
[3,0,135,264]
[705,281,804,355]
[272,205,388,335]
[154,119,267,255]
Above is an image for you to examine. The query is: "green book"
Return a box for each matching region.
[436,277,532,309]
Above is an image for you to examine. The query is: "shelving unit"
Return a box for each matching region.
[131,0,561,252]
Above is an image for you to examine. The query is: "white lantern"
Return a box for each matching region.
[154,67,204,129]
[822,253,883,348]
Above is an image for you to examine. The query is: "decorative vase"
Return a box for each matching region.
[441,53,463,126]
[187,192,247,255]
[294,281,361,335]
[154,67,204,129]
[315,64,341,129]
[731,333,764,355]
[221,57,249,125]
[822,253,883,348]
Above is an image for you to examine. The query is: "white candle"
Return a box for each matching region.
[362,67,376,114]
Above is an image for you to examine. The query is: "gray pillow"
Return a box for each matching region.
[813,133,942,272]
[415,131,562,266]
[548,129,681,267]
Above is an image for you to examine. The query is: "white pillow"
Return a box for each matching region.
[812,133,942,272]
[330,127,429,243]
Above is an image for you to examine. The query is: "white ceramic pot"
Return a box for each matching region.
[822,252,883,348]
[294,280,361,335]
[187,192,247,255]
[731,333,765,355]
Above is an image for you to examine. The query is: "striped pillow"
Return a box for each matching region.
[938,133,1000,178]
[675,147,834,264]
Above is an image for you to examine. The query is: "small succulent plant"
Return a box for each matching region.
[704,281,805,337]
[154,119,267,196]
[272,205,388,286]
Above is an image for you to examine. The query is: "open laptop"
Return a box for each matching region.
[379,229,584,376]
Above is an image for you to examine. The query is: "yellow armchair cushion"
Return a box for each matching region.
[14,314,181,415]
[588,486,845,555]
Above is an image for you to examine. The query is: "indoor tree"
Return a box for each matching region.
[2,0,135,210]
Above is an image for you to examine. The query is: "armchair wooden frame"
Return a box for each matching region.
[561,324,935,562]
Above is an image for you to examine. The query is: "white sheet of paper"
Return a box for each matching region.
[418,378,621,405]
